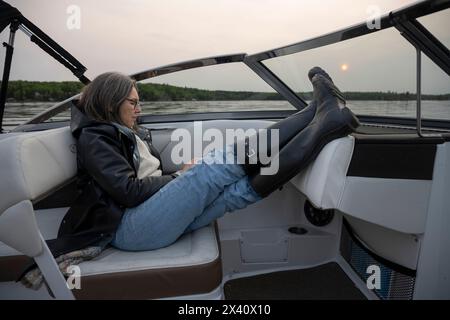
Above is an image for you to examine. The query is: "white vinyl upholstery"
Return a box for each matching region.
[0,127,76,258]
[290,136,355,210]
[340,177,431,234]
[80,225,219,276]
[0,127,77,215]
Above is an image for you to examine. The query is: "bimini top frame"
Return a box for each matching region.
[0,0,90,132]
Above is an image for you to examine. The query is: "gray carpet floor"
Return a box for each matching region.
[224,262,366,300]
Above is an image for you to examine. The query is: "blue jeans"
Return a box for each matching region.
[111,145,262,251]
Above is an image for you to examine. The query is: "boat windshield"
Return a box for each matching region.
[135,61,296,116]
[258,9,450,121]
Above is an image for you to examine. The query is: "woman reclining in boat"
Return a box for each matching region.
[21,67,359,288]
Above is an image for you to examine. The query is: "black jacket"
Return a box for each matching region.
[51,103,176,257]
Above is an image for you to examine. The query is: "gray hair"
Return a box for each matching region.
[79,72,137,127]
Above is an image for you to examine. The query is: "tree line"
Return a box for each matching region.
[3,81,449,102]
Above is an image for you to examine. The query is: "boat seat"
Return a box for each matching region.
[0,127,222,299]
[290,136,355,210]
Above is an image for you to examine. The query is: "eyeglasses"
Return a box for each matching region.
[125,98,140,109]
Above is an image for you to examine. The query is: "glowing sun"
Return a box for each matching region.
[341,64,349,71]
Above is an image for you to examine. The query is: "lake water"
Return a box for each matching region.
[2,100,450,128]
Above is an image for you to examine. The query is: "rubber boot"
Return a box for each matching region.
[236,68,336,174]
[238,100,317,175]
[238,67,333,174]
[249,67,360,198]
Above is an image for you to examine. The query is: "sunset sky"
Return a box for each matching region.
[1,0,449,93]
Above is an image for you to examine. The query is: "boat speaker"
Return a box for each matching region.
[304,200,334,226]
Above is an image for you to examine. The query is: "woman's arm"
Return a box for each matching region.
[78,126,174,208]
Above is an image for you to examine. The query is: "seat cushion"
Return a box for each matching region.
[0,208,222,299]
[290,136,355,209]
[0,127,76,215]
[74,225,222,299]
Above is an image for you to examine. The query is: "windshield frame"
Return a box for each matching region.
[244,0,450,135]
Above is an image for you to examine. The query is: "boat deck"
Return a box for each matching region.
[224,263,366,300]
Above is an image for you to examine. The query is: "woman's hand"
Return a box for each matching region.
[181,163,195,171]
[181,157,201,172]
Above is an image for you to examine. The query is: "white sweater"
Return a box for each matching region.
[134,134,162,179]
